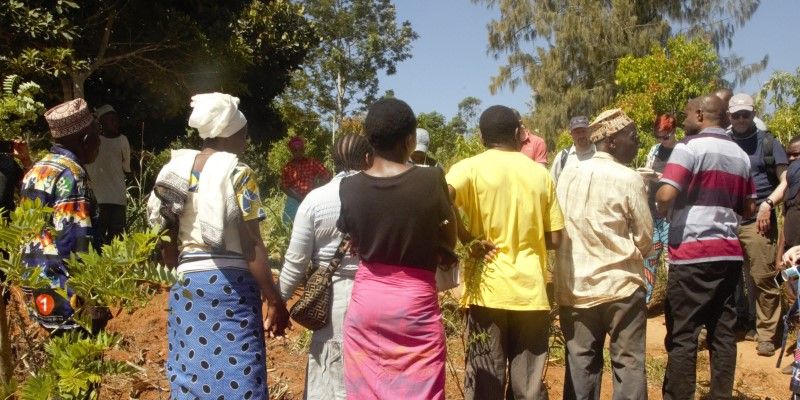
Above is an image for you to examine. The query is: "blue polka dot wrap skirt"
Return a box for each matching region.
[166,257,268,400]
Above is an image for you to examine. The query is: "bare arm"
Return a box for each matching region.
[656,184,680,217]
[756,168,787,235]
[239,219,289,337]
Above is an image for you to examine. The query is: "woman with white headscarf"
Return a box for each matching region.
[148,93,288,400]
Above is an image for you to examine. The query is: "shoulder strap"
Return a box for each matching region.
[761,132,779,187]
[327,235,351,273]
[559,149,569,170]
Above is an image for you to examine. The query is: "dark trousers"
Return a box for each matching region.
[560,288,647,400]
[663,261,740,400]
[95,203,126,246]
[465,306,550,400]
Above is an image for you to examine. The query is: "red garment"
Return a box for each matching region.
[520,129,548,164]
[281,157,331,199]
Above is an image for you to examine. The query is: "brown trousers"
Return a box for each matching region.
[739,222,781,343]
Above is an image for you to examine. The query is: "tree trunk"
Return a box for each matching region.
[71,72,88,100]
[0,296,12,385]
[60,77,74,101]
[335,70,345,140]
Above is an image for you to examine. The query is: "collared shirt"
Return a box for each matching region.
[281,157,331,199]
[555,151,652,308]
[660,127,755,264]
[550,144,596,183]
[520,130,548,164]
[20,145,97,328]
[85,134,130,205]
[447,149,564,311]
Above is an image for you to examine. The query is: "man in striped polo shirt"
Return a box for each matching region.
[656,95,756,400]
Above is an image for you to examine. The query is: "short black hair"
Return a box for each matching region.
[790,135,800,146]
[479,105,520,146]
[364,98,417,151]
[333,133,372,172]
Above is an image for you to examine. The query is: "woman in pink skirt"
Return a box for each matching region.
[336,98,457,400]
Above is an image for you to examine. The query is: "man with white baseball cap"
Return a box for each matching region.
[85,104,131,245]
[409,128,443,170]
[550,115,596,183]
[728,92,788,357]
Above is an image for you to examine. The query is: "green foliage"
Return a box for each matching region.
[757,68,800,144]
[473,0,760,141]
[613,36,720,166]
[20,331,133,400]
[0,75,46,143]
[615,36,721,124]
[288,0,418,130]
[0,199,173,397]
[416,111,485,171]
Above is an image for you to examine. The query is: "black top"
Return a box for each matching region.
[648,145,673,211]
[337,166,452,271]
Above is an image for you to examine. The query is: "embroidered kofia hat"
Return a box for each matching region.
[589,108,635,143]
[44,98,94,138]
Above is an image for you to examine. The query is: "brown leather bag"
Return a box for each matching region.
[289,236,351,330]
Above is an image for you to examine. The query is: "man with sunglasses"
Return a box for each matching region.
[729,92,788,357]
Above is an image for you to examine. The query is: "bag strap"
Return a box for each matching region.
[761,132,779,187]
[327,234,351,273]
[559,148,569,170]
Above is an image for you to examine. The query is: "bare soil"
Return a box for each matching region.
[50,290,789,399]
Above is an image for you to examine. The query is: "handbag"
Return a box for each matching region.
[436,245,461,292]
[289,236,350,330]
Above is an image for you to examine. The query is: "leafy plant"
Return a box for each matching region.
[0,199,175,396]
[0,75,46,146]
[19,332,133,400]
[757,67,800,144]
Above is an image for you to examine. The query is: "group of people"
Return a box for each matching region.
[7,87,800,400]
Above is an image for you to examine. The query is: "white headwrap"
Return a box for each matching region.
[188,93,247,139]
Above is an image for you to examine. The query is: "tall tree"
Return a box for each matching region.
[1,0,317,145]
[288,0,418,132]
[472,0,762,140]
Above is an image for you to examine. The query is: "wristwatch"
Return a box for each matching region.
[765,198,775,208]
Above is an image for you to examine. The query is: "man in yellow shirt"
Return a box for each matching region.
[447,105,564,400]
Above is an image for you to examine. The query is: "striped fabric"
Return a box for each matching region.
[659,128,755,265]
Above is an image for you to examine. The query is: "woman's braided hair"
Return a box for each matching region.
[333,133,372,172]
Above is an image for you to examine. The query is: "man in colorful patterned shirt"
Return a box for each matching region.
[20,98,101,331]
[656,95,755,399]
[280,136,331,224]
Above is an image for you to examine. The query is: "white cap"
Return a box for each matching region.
[728,93,755,114]
[94,104,116,118]
[415,128,430,153]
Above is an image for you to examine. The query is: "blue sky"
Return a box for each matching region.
[378,0,800,120]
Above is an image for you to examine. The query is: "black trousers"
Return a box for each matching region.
[95,203,126,246]
[662,261,741,400]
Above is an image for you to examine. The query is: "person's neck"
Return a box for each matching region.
[488,143,518,152]
[365,154,411,177]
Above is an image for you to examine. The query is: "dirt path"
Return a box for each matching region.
[94,291,789,399]
[645,314,787,398]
